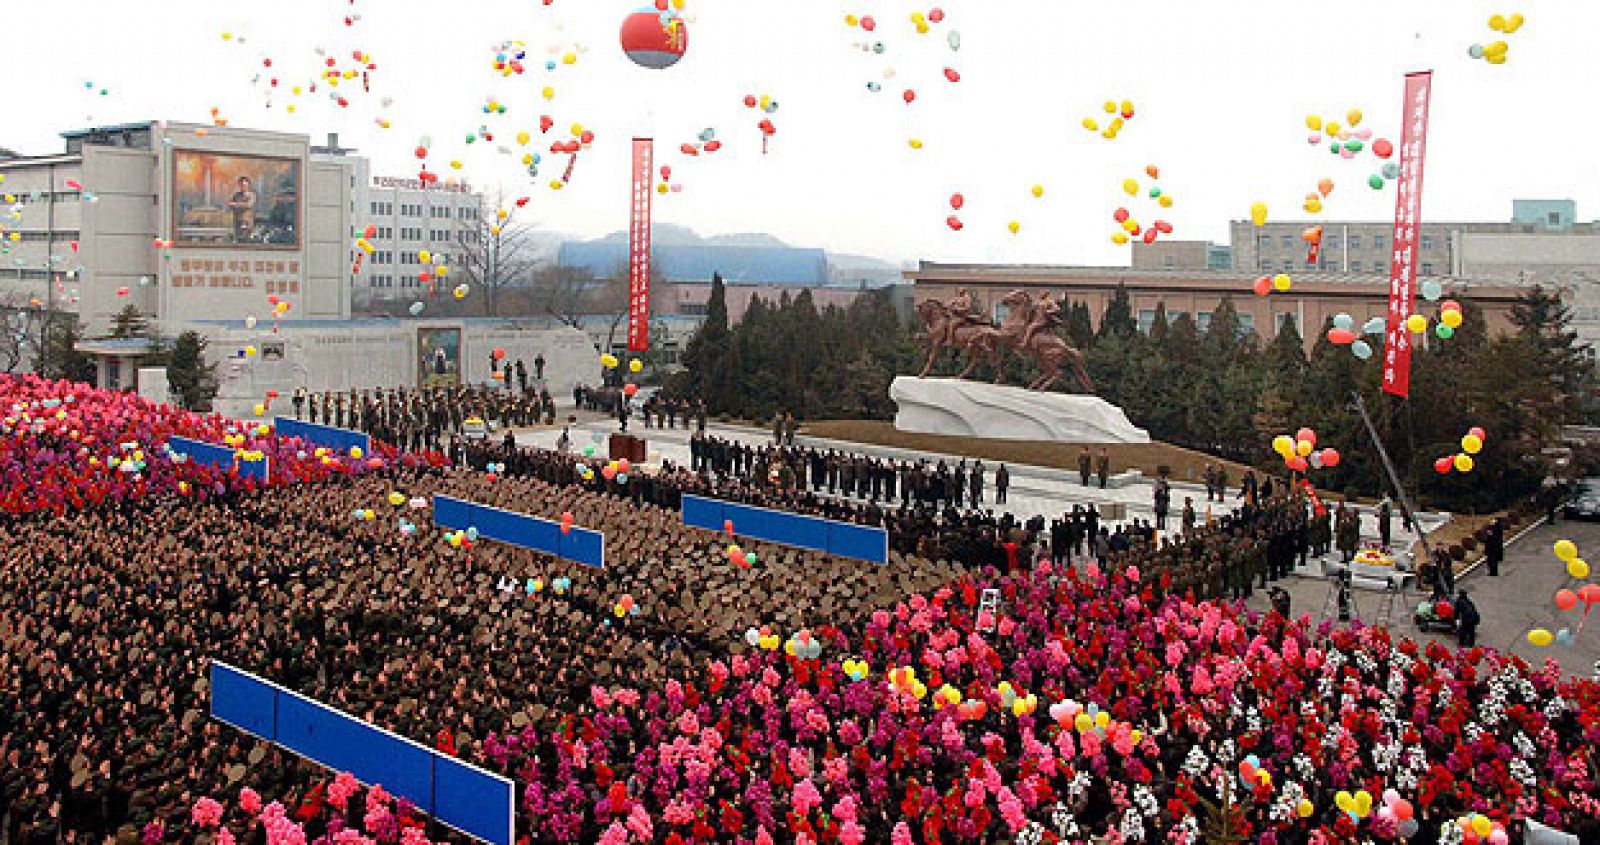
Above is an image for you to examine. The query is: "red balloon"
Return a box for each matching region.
[1327,328,1356,345]
[1142,228,1158,244]
[414,146,428,159]
[1288,456,1308,472]
[860,15,876,31]
[540,115,554,133]
[654,0,668,8]
[929,7,945,22]
[492,348,506,360]
[949,193,965,210]
[1373,138,1394,159]
[1582,584,1600,605]
[679,143,697,155]
[1555,589,1578,611]
[620,10,688,69]
[705,140,722,152]
[419,272,431,283]
[743,95,758,108]
[1113,208,1130,223]
[946,216,963,231]
[1436,601,1454,619]
[1154,220,1173,234]
[1434,456,1453,474]
[580,130,595,144]
[623,383,639,397]
[903,89,917,104]
[1441,299,1461,313]
[944,67,960,83]
[1252,276,1271,297]
[1468,426,1486,441]
[364,225,377,238]
[1296,427,1316,447]
[1320,448,1341,467]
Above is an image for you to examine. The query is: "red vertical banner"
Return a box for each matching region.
[1382,71,1433,397]
[628,138,654,353]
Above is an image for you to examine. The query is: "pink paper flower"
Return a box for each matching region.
[239,787,262,816]
[191,796,225,829]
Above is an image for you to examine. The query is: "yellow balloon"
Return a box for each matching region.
[388,491,405,506]
[1569,559,1590,579]
[1346,108,1363,127]
[1442,309,1463,329]
[1504,13,1524,33]
[1527,628,1553,647]
[1007,221,1020,235]
[1406,314,1428,333]
[1305,114,1323,131]
[1031,185,1044,198]
[1454,454,1474,473]
[1012,699,1027,716]
[1122,218,1140,234]
[1272,273,1292,292]
[562,52,578,65]
[253,404,265,416]
[629,358,643,373]
[1472,816,1492,838]
[1158,195,1174,208]
[1074,713,1092,732]
[1353,791,1372,817]
[1326,122,1341,137]
[436,265,449,278]
[449,160,463,171]
[1122,178,1139,196]
[1298,799,1314,818]
[1251,202,1269,227]
[1094,711,1109,728]
[601,353,620,368]
[844,14,858,25]
[350,446,364,459]
[542,86,555,100]
[1111,232,1129,245]
[1296,439,1314,457]
[1461,434,1483,454]
[497,208,509,220]
[1082,117,1099,132]
[1273,435,1295,456]
[1335,791,1353,812]
[908,138,924,149]
[570,123,584,137]
[1554,539,1578,561]
[1103,100,1117,114]
[491,225,503,236]
[418,249,432,264]
[1488,13,1507,31]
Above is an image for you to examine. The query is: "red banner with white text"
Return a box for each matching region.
[628,138,655,353]
[1382,71,1433,397]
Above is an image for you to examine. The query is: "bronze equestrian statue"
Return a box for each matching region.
[916,288,1094,393]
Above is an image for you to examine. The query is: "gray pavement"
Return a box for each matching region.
[1248,519,1600,677]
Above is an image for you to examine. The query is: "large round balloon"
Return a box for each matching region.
[621,9,688,69]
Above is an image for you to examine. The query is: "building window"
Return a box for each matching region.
[1163,256,1175,269]
[1420,234,1434,250]
[370,202,380,215]
[1196,312,1212,332]
[1167,310,1186,324]
[1283,260,1296,272]
[1421,262,1436,275]
[1237,313,1255,336]
[1373,234,1386,251]
[1549,211,1562,227]
[992,302,1011,323]
[1281,235,1294,248]
[1276,313,1297,334]
[1136,309,1156,334]
[1348,235,1361,249]
[1325,236,1340,250]
[679,302,709,316]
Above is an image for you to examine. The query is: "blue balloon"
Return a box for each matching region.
[1421,279,1444,302]
[1332,314,1354,331]
[1351,340,1373,360]
[616,472,629,484]
[1363,317,1387,336]
[466,527,479,541]
[1382,162,1400,180]
[545,60,557,71]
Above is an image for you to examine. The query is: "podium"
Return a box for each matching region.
[610,433,647,464]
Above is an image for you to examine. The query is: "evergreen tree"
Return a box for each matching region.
[107,304,152,339]
[1509,285,1593,419]
[678,273,735,409]
[1098,284,1136,340]
[1202,297,1245,363]
[166,331,218,411]
[38,315,95,383]
[1148,302,1170,344]
[1065,300,1094,349]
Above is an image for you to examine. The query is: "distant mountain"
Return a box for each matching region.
[556,224,907,271]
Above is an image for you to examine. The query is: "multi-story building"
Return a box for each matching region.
[311,135,484,311]
[0,121,353,339]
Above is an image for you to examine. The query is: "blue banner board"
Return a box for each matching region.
[432,495,605,569]
[168,436,270,483]
[680,494,888,564]
[210,661,514,845]
[274,417,371,456]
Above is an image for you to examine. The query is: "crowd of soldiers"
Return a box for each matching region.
[298,383,558,453]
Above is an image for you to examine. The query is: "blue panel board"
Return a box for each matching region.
[210,662,277,740]
[432,495,602,569]
[274,693,435,812]
[433,756,515,845]
[681,494,724,532]
[169,436,270,483]
[828,522,889,564]
[559,526,605,568]
[275,417,371,455]
[721,502,771,542]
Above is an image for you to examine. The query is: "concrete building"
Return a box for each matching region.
[0,121,352,338]
[312,134,485,311]
[906,263,1526,350]
[1131,240,1232,272]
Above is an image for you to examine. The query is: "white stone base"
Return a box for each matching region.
[890,377,1151,444]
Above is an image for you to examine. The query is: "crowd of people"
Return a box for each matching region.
[3,376,1599,845]
[300,384,560,453]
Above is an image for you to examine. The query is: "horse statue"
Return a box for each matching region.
[915,298,1003,380]
[993,289,1096,393]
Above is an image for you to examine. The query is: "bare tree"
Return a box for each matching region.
[454,190,538,317]
[0,294,55,373]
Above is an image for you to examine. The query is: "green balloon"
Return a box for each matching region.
[1330,142,1341,154]
[1148,188,1162,199]
[1435,324,1455,340]
[1368,174,1385,190]
[1345,140,1365,153]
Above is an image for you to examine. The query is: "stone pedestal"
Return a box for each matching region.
[890,377,1150,444]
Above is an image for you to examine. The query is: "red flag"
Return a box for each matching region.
[1382,71,1434,397]
[628,138,654,353]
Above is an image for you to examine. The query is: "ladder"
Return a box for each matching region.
[978,588,1001,632]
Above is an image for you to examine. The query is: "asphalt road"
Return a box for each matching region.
[1249,518,1600,679]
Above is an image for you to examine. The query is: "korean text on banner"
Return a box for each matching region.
[1382,71,1433,398]
[628,138,654,353]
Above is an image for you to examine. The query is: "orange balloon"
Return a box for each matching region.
[1317,178,1334,197]
[1145,164,1160,180]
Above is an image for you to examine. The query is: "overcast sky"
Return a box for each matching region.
[4,0,1596,264]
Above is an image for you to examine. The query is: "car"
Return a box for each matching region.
[1563,479,1600,520]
